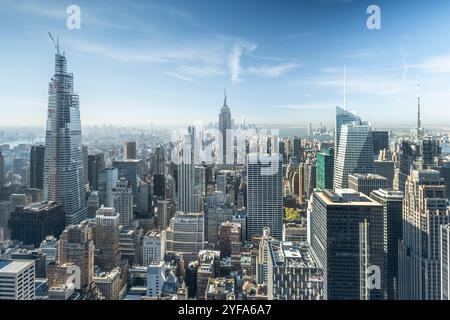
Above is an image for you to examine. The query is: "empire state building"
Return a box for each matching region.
[219,89,232,165]
[43,36,87,225]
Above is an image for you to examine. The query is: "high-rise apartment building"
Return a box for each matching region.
[43,44,87,225]
[247,153,283,240]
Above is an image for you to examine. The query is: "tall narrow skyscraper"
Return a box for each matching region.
[43,36,87,225]
[398,169,449,300]
[247,153,283,240]
[30,145,45,189]
[177,127,197,213]
[335,106,361,155]
[219,90,232,165]
[0,151,4,188]
[334,116,374,189]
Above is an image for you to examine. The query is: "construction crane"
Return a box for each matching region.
[48,32,60,54]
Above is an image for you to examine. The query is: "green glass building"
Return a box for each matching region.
[316,148,334,190]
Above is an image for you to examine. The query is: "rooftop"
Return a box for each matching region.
[21,201,60,212]
[349,173,387,180]
[319,189,382,207]
[0,259,33,274]
[268,241,320,269]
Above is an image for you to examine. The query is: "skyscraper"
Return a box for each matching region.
[9,202,64,248]
[316,148,334,190]
[219,90,232,165]
[247,153,283,240]
[112,178,134,228]
[267,241,324,300]
[374,160,395,189]
[372,131,389,159]
[58,220,95,292]
[398,169,449,300]
[124,142,137,160]
[177,127,197,213]
[98,168,118,207]
[0,260,35,300]
[94,207,120,272]
[441,224,450,300]
[165,212,204,264]
[309,189,384,300]
[143,231,166,266]
[334,120,374,189]
[335,106,361,156]
[371,189,403,300]
[152,145,165,175]
[292,136,302,161]
[30,145,45,189]
[348,173,388,197]
[43,38,87,225]
[0,151,4,188]
[112,159,144,198]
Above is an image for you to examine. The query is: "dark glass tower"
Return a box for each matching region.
[30,145,45,189]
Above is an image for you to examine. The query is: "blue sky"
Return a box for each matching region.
[1,0,450,128]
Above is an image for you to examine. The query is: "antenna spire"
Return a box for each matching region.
[417,83,422,132]
[344,66,347,110]
[224,87,227,106]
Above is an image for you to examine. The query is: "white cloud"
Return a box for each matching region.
[416,54,450,73]
[163,72,194,82]
[227,41,257,82]
[247,63,300,78]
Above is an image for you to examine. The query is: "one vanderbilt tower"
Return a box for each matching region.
[43,34,87,225]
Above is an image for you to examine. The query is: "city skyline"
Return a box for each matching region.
[3,0,450,304]
[1,0,450,127]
